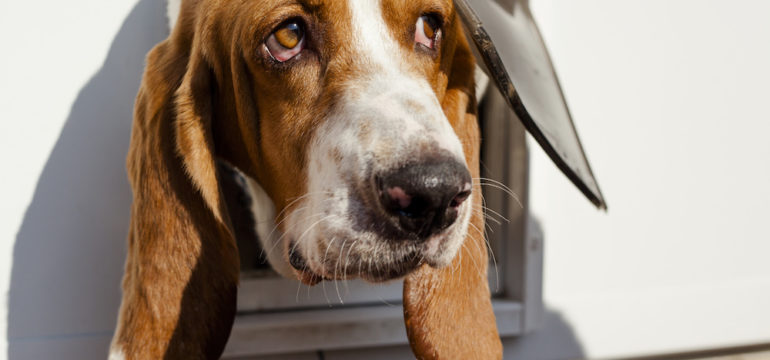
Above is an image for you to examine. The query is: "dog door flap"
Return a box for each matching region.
[456,0,606,209]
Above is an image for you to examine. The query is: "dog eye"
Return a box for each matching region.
[266,21,305,62]
[415,15,440,49]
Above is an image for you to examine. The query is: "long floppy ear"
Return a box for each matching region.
[403,14,503,360]
[110,4,239,359]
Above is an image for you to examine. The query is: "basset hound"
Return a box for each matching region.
[111,0,501,358]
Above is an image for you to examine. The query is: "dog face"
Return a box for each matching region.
[206,0,475,284]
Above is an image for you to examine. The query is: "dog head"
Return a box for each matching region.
[116,0,500,357]
[171,0,477,284]
[247,1,475,284]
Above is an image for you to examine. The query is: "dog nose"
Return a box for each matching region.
[378,158,472,239]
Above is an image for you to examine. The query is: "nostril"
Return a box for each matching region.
[386,187,412,209]
[398,196,430,218]
[450,187,471,208]
[382,186,429,218]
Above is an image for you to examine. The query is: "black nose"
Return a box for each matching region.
[378,158,472,239]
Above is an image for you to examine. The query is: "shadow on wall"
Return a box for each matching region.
[504,308,586,360]
[7,0,167,358]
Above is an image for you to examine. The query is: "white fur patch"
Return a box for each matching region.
[108,347,125,360]
[167,0,181,31]
[347,0,465,158]
[243,175,295,278]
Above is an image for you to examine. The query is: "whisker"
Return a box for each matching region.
[269,190,332,226]
[473,177,515,195]
[357,250,366,293]
[343,240,358,294]
[475,191,499,234]
[473,178,523,209]
[473,208,502,226]
[343,240,357,279]
[261,205,310,258]
[481,206,510,224]
[367,246,375,278]
[263,196,334,258]
[261,190,331,244]
[470,206,496,233]
[289,214,336,258]
[321,236,337,306]
[295,277,304,304]
[474,177,517,196]
[452,240,463,279]
[469,221,499,292]
[377,294,397,307]
[466,220,485,238]
[461,241,483,280]
[335,240,348,305]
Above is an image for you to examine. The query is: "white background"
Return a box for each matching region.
[1,0,769,359]
[526,0,770,358]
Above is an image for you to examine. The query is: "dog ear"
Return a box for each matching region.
[111,4,239,358]
[403,14,503,360]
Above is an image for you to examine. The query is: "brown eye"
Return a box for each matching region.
[275,22,303,49]
[415,15,440,49]
[266,21,306,62]
[422,16,436,39]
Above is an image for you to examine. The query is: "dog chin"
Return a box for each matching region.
[294,224,467,285]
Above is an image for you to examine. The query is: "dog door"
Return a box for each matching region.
[457,0,607,209]
[217,0,577,354]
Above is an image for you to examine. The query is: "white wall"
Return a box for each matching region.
[1,0,769,359]
[526,0,770,358]
[0,0,167,358]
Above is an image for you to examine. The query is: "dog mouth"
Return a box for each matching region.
[288,246,325,285]
[286,229,452,285]
[291,256,424,285]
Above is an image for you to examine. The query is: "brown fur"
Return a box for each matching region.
[113,0,500,358]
